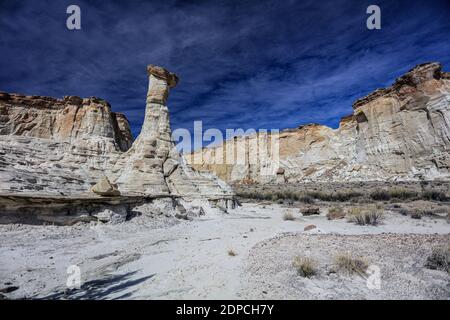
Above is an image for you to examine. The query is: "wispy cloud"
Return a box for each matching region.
[0,0,449,147]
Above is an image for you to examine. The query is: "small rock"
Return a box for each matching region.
[90,176,120,196]
[304,224,317,231]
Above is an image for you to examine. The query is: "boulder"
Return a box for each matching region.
[90,176,120,196]
[304,224,317,231]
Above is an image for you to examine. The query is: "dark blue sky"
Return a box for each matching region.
[1,0,449,148]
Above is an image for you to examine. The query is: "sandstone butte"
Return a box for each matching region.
[186,62,450,185]
[0,65,235,224]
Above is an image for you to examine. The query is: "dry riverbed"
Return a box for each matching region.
[0,201,449,299]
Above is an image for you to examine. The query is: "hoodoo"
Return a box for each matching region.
[0,65,235,224]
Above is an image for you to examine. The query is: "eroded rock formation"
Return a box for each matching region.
[110,65,235,202]
[0,93,131,195]
[0,65,235,224]
[187,62,450,183]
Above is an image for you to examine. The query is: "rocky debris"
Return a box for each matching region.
[92,206,128,224]
[300,206,320,216]
[186,62,450,183]
[91,176,120,196]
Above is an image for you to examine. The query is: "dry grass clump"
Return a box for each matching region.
[425,245,449,273]
[300,206,320,216]
[422,190,447,201]
[334,252,369,275]
[306,191,363,202]
[282,210,295,221]
[236,190,315,204]
[292,256,317,277]
[347,205,384,225]
[399,208,428,219]
[238,187,448,204]
[410,209,424,219]
[227,249,237,256]
[326,206,346,220]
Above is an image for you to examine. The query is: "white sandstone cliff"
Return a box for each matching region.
[186,62,450,183]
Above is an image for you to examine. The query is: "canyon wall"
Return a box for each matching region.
[186,62,450,183]
[0,93,131,195]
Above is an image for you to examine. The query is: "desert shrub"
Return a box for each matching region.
[334,252,369,275]
[389,188,418,200]
[326,206,346,220]
[307,191,363,202]
[283,211,295,221]
[410,209,423,219]
[227,249,237,256]
[347,206,383,225]
[425,245,449,272]
[293,256,317,277]
[422,190,447,201]
[300,206,320,216]
[237,190,316,204]
[297,194,315,204]
[370,190,391,201]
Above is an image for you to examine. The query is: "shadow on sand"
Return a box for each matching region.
[41,271,155,300]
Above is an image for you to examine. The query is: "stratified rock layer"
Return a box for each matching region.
[0,65,235,206]
[0,93,131,195]
[187,62,450,183]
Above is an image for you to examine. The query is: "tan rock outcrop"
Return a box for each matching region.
[91,176,120,196]
[186,62,450,183]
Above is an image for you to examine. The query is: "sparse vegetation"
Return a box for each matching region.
[369,190,391,201]
[334,252,369,275]
[422,190,447,201]
[425,245,449,273]
[347,205,383,225]
[237,185,448,204]
[410,209,423,219]
[389,189,418,200]
[300,206,320,216]
[283,211,295,221]
[326,206,345,220]
[292,256,317,277]
[227,249,237,256]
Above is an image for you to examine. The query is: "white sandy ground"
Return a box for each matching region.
[0,202,449,299]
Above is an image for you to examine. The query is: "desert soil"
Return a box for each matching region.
[0,202,449,299]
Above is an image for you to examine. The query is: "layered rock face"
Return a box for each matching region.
[0,93,132,195]
[187,62,450,183]
[0,65,235,223]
